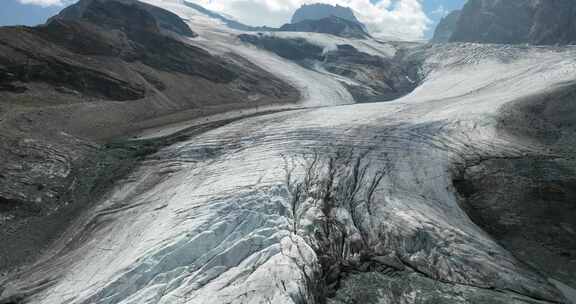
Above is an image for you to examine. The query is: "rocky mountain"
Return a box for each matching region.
[52,0,196,37]
[450,0,576,45]
[280,15,370,39]
[280,3,369,39]
[182,1,368,38]
[431,10,460,43]
[291,3,360,24]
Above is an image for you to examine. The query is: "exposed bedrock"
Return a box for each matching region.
[449,0,576,45]
[291,3,360,25]
[238,35,421,102]
[454,83,576,301]
[53,0,198,38]
[286,3,369,38]
[280,16,370,39]
[238,34,325,62]
[323,44,421,102]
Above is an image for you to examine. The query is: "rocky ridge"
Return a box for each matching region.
[450,0,576,45]
[291,3,360,24]
[238,34,419,101]
[280,16,370,39]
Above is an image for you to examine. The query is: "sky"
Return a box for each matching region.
[0,0,466,40]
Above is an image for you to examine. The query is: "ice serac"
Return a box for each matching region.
[450,0,576,45]
[431,10,460,43]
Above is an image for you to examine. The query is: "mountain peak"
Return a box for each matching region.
[291,3,360,24]
[51,0,196,38]
[281,15,370,39]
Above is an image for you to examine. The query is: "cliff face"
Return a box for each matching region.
[529,0,576,45]
[285,3,369,38]
[291,3,359,24]
[431,10,461,43]
[280,16,370,39]
[52,0,197,37]
[450,0,576,45]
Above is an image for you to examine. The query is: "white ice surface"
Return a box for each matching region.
[551,279,576,304]
[140,0,362,107]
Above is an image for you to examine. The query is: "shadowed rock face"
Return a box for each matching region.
[291,3,360,24]
[238,35,419,101]
[286,3,369,38]
[323,44,420,102]
[280,16,370,39]
[0,24,147,101]
[53,0,197,38]
[455,83,576,292]
[450,0,576,45]
[455,157,576,284]
[431,10,461,43]
[238,34,325,61]
[451,0,534,44]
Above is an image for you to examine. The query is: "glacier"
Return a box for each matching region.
[1,1,575,303]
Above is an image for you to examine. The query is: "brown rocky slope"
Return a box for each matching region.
[0,0,298,273]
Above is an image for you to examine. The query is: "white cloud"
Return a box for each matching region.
[17,0,65,6]
[189,0,431,41]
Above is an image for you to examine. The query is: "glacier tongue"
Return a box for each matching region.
[3,42,576,303]
[139,0,356,108]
